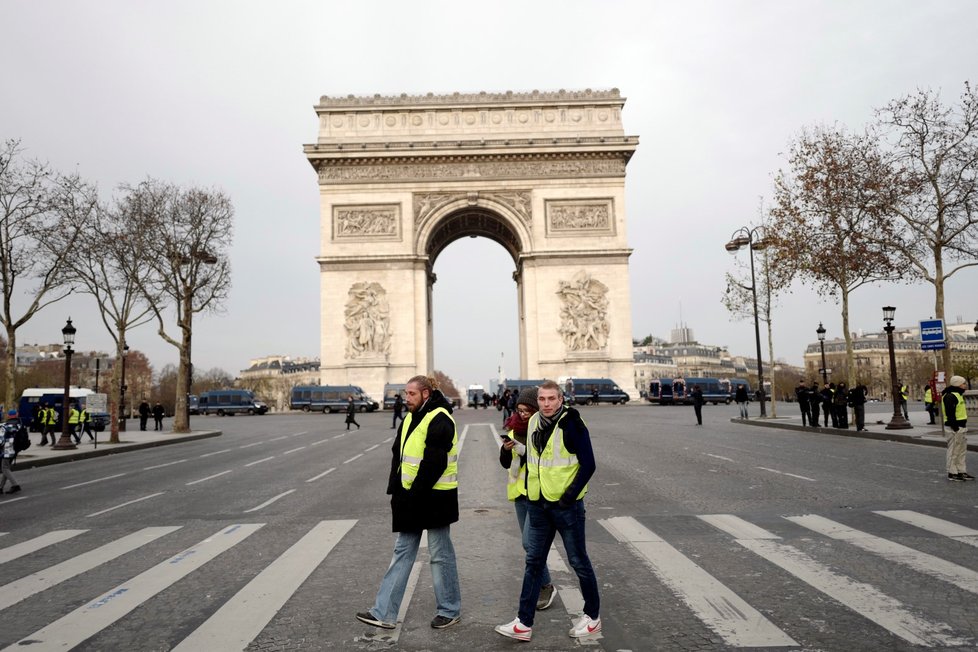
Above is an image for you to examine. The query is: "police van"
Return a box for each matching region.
[198,389,269,416]
[289,385,379,413]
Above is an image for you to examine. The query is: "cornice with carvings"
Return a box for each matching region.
[317,88,622,109]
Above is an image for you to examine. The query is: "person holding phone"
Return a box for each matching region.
[499,387,556,613]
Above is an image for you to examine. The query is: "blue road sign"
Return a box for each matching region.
[919,319,946,350]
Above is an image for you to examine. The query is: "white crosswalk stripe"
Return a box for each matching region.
[0,530,86,565]
[874,509,978,548]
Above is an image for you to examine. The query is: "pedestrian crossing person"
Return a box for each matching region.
[356,375,461,631]
[0,409,23,494]
[942,375,972,482]
[496,380,600,642]
[344,396,360,430]
[499,387,557,612]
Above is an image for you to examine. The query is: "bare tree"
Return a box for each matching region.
[0,140,94,409]
[127,179,233,432]
[875,82,978,373]
[767,126,905,388]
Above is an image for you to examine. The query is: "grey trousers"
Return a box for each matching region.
[0,458,18,490]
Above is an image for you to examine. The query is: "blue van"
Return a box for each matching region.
[289,385,378,413]
[681,378,732,405]
[198,389,268,416]
[566,378,630,405]
[649,378,686,405]
[383,384,406,410]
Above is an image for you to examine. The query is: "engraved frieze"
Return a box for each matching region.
[320,157,626,184]
[546,199,615,237]
[556,271,610,352]
[332,204,401,241]
[344,282,392,359]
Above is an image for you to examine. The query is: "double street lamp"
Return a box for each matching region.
[883,306,912,430]
[53,319,77,451]
[816,322,828,384]
[725,226,768,417]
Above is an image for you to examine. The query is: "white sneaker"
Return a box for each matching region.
[569,614,601,638]
[495,617,532,641]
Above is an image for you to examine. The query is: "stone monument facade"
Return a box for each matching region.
[304,89,639,400]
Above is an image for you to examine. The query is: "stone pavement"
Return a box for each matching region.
[732,407,978,451]
[11,427,222,470]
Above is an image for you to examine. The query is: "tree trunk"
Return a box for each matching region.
[172,303,192,433]
[841,288,855,388]
[108,337,125,443]
[4,324,16,413]
[933,255,952,374]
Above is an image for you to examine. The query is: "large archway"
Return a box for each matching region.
[305,89,639,400]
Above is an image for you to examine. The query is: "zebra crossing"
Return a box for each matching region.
[0,507,975,650]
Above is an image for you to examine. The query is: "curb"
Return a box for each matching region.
[12,430,222,471]
[730,418,978,451]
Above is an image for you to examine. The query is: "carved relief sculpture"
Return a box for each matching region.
[414,190,531,225]
[344,282,392,358]
[556,272,610,351]
[333,205,400,240]
[546,199,614,236]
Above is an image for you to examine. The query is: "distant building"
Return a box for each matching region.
[239,355,321,411]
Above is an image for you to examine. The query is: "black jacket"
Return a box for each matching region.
[943,386,968,431]
[387,390,459,532]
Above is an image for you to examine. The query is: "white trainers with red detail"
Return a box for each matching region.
[495,617,533,641]
[569,614,602,638]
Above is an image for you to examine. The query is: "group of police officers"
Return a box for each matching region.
[30,402,95,445]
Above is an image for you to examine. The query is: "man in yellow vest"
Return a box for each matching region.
[356,375,461,631]
[496,380,600,642]
[924,384,936,425]
[900,382,909,420]
[942,375,972,481]
[68,402,81,444]
[40,403,56,446]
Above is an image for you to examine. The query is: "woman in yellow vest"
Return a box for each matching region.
[356,375,461,631]
[923,385,936,425]
[942,375,972,481]
[499,387,556,611]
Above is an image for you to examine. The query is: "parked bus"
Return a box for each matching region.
[289,385,378,413]
[648,378,686,405]
[198,389,269,416]
[18,387,110,431]
[565,378,630,405]
[680,378,732,405]
[383,384,406,410]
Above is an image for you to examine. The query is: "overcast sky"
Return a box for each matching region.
[3,0,976,391]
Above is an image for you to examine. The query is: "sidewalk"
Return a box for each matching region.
[731,409,978,451]
[12,428,222,470]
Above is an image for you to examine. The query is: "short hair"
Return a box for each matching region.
[407,375,439,392]
[538,380,561,394]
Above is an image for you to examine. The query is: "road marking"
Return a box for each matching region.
[2,524,263,652]
[172,520,355,651]
[702,514,970,647]
[239,442,262,449]
[199,448,233,458]
[788,514,978,595]
[332,433,346,439]
[601,516,796,647]
[310,438,329,446]
[0,496,29,506]
[305,467,336,483]
[343,453,363,464]
[0,527,181,610]
[704,453,737,463]
[0,530,87,565]
[755,466,816,482]
[871,462,931,474]
[62,473,127,490]
[383,436,393,443]
[282,446,306,455]
[87,492,166,518]
[364,444,379,452]
[142,459,187,471]
[186,470,232,486]
[699,514,780,540]
[289,431,308,438]
[244,456,275,467]
[244,490,296,513]
[875,510,978,548]
[458,424,470,454]
[268,435,288,442]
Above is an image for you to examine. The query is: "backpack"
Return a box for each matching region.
[12,424,31,453]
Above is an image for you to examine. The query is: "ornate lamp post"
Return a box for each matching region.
[53,319,78,450]
[883,306,912,430]
[119,344,129,431]
[816,322,828,384]
[725,226,768,417]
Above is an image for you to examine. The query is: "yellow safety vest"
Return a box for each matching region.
[900,385,909,400]
[526,411,588,502]
[44,408,57,425]
[68,409,80,425]
[80,409,90,423]
[942,392,968,423]
[399,407,459,490]
[504,429,527,501]
[924,388,932,404]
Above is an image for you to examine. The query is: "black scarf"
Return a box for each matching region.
[532,405,566,453]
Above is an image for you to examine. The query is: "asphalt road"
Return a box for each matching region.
[0,402,975,651]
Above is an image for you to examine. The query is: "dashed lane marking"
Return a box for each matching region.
[755,466,816,482]
[282,446,306,455]
[343,454,363,464]
[87,492,166,518]
[305,467,336,483]
[186,470,232,486]
[62,473,127,490]
[243,490,296,513]
[244,456,275,467]
[199,448,233,458]
[142,459,188,471]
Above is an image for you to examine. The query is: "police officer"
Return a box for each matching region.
[79,405,95,441]
[900,382,910,420]
[356,375,461,630]
[68,402,81,444]
[942,375,972,481]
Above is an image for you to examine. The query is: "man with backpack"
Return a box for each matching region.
[1,409,27,494]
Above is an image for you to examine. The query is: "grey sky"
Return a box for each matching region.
[3,1,976,391]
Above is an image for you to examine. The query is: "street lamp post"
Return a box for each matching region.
[94,358,101,393]
[725,226,768,417]
[119,344,129,432]
[883,306,912,430]
[816,322,828,384]
[53,319,77,451]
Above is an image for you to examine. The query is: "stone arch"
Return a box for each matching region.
[415,196,532,265]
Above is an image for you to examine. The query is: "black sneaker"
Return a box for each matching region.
[948,473,965,482]
[430,615,460,629]
[7,485,21,494]
[961,473,976,481]
[356,611,395,629]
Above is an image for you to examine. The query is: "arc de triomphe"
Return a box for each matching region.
[304,89,639,400]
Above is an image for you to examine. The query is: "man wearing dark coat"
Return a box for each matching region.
[391,393,403,430]
[357,376,461,631]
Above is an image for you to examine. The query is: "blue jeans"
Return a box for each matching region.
[513,497,552,587]
[370,527,461,623]
[518,500,599,627]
